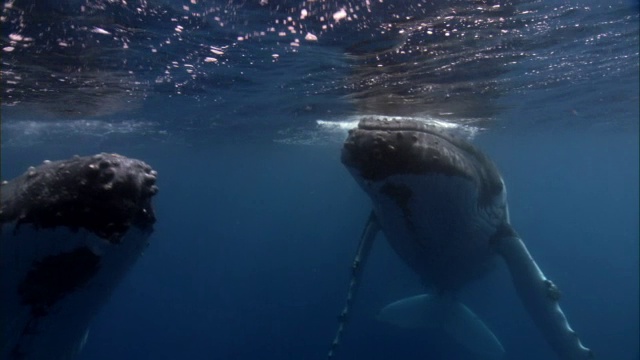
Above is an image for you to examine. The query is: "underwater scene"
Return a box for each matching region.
[1,0,638,359]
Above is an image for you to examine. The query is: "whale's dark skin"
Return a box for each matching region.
[0,153,158,241]
[329,118,593,360]
[1,153,158,360]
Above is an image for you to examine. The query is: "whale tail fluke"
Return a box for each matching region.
[377,294,505,360]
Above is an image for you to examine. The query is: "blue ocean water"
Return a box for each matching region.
[1,0,638,359]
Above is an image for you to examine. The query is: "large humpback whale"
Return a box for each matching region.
[329,118,593,359]
[1,153,158,360]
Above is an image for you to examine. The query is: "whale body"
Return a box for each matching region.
[0,153,158,360]
[329,118,593,360]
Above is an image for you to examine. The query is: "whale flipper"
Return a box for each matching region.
[328,211,380,359]
[378,294,505,359]
[493,225,594,360]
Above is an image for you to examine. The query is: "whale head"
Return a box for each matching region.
[342,118,506,209]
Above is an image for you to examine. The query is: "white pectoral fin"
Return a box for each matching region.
[494,227,594,360]
[328,211,380,359]
[378,294,505,359]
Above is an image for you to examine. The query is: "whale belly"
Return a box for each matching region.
[1,224,151,360]
[365,173,498,291]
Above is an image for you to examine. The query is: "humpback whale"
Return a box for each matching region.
[329,118,593,359]
[1,153,158,360]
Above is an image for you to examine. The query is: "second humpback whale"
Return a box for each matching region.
[328,118,593,359]
[1,153,159,360]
